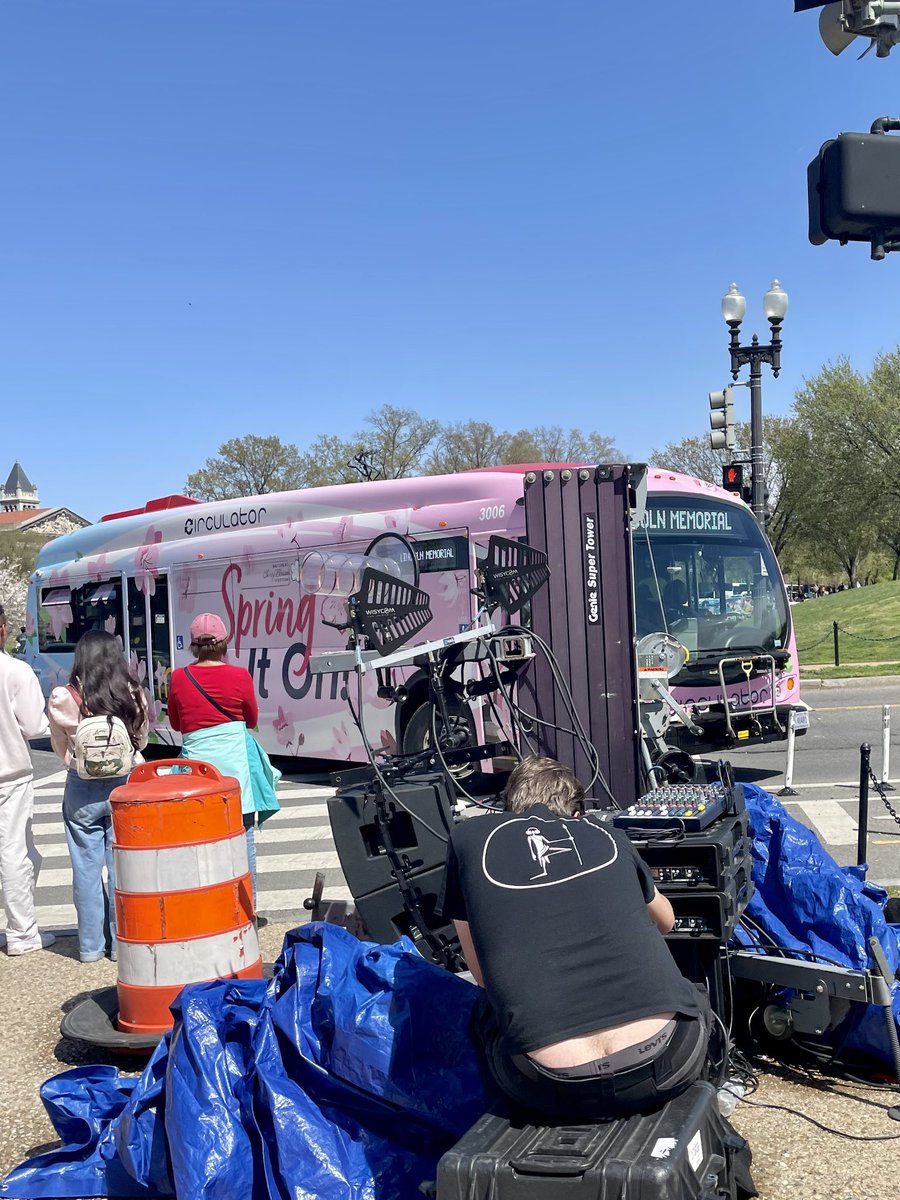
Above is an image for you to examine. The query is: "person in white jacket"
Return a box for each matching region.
[0,602,55,955]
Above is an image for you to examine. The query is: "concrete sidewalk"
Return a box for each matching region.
[802,673,900,689]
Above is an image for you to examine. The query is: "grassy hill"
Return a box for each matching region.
[791,581,900,666]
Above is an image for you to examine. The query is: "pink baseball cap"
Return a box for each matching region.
[190,613,229,644]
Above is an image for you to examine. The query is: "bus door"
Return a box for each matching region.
[125,574,172,710]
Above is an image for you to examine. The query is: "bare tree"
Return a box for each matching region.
[364,405,441,478]
[426,420,506,474]
[502,426,619,465]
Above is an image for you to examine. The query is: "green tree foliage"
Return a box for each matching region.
[650,416,802,557]
[295,434,370,488]
[297,407,442,486]
[185,435,307,501]
[788,359,885,587]
[185,409,620,497]
[0,530,47,578]
[0,530,50,635]
[647,431,725,484]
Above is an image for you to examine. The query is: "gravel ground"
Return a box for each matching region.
[2,924,899,1199]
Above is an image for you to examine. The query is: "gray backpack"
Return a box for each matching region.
[72,713,134,781]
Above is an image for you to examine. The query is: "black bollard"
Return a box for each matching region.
[833,621,840,667]
[858,743,871,870]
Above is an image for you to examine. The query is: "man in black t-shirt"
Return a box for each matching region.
[439,756,711,1122]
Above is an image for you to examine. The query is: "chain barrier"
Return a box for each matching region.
[798,624,900,656]
[797,631,834,654]
[868,765,900,831]
[837,625,900,644]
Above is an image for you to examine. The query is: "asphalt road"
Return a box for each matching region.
[726,680,900,886]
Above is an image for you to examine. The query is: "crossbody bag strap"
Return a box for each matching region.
[183,666,236,721]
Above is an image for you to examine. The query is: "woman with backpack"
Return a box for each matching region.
[48,630,148,963]
[166,613,279,912]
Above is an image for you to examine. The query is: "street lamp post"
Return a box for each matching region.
[720,281,788,525]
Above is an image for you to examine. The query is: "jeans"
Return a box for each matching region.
[243,812,257,908]
[62,771,118,962]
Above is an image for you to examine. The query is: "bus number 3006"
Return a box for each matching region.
[479,505,506,521]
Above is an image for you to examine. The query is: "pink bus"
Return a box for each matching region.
[24,465,803,761]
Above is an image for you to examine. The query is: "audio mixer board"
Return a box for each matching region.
[611,782,737,832]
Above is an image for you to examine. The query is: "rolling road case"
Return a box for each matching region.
[436,1081,748,1200]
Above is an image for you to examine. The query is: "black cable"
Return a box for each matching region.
[723,943,736,1045]
[735,1095,900,1140]
[737,915,855,972]
[528,630,605,791]
[723,977,900,1138]
[709,1009,731,1089]
[481,620,612,805]
[347,674,449,844]
[483,638,539,756]
[427,684,505,812]
[618,822,687,844]
[477,657,523,761]
[516,626,614,804]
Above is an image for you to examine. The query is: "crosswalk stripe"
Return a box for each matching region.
[31,850,344,891]
[31,821,340,846]
[259,884,355,912]
[2,772,348,940]
[276,786,338,799]
[796,800,859,845]
[30,801,338,820]
[32,770,69,789]
[30,795,335,816]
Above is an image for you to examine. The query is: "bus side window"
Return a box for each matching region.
[38,580,124,652]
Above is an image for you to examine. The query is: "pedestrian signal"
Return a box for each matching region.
[709,386,736,450]
[722,464,744,493]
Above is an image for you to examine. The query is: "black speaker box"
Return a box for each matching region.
[665,867,753,943]
[328,772,454,899]
[353,865,456,963]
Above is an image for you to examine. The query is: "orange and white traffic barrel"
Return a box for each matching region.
[110,759,262,1037]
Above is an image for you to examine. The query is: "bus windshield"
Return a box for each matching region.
[633,495,790,668]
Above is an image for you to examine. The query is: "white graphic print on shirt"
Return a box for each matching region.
[481,814,618,890]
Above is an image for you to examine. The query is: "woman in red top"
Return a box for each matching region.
[168,613,279,912]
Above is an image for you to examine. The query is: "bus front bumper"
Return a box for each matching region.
[665,702,809,754]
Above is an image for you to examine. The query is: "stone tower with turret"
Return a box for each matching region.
[1,463,39,512]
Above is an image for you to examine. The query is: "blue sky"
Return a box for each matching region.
[2,1,898,520]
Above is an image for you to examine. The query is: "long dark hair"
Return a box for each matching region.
[70,631,144,748]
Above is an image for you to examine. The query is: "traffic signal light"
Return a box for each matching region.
[709,387,736,451]
[808,120,900,259]
[722,463,744,494]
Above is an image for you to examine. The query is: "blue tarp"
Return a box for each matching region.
[2,924,488,1200]
[737,783,900,1066]
[3,786,900,1199]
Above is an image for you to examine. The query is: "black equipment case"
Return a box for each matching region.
[436,1081,742,1200]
